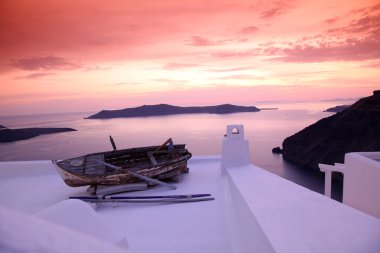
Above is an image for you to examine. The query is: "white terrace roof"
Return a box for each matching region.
[0,155,380,253]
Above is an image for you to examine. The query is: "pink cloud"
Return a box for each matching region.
[239,26,259,34]
[206,67,254,72]
[212,49,260,58]
[163,63,202,70]
[213,36,380,62]
[150,78,189,84]
[83,65,111,72]
[212,46,283,58]
[250,0,296,19]
[215,74,266,80]
[186,36,219,46]
[327,12,380,35]
[106,82,141,87]
[275,39,380,62]
[276,5,380,62]
[186,35,245,47]
[213,3,380,63]
[10,56,80,71]
[1,1,241,70]
[361,61,380,68]
[373,2,380,11]
[324,17,340,25]
[14,72,55,80]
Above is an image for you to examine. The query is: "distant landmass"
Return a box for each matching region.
[0,126,77,143]
[257,108,278,110]
[276,90,380,171]
[324,105,351,113]
[86,104,260,119]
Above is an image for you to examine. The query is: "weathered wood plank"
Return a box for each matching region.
[96,160,177,190]
[95,183,148,196]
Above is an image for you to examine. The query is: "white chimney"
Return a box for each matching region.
[221,125,250,173]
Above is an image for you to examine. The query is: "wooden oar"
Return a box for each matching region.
[72,197,215,204]
[109,135,117,151]
[70,194,211,200]
[96,160,177,190]
[153,138,172,153]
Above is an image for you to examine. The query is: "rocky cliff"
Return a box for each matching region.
[282,91,380,170]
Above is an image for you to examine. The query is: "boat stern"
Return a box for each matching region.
[52,160,91,187]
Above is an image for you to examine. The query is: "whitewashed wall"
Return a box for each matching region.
[343,152,380,219]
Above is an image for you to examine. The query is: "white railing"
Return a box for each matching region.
[319,152,380,219]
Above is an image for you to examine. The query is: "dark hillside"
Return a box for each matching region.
[281,91,380,170]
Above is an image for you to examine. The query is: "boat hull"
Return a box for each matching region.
[52,145,191,187]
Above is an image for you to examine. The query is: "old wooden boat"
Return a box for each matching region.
[52,139,192,187]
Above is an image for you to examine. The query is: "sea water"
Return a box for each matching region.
[0,101,352,200]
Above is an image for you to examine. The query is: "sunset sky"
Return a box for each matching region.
[0,0,379,115]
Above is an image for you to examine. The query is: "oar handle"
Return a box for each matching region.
[70,194,211,200]
[154,138,173,153]
[71,197,215,204]
[109,136,117,151]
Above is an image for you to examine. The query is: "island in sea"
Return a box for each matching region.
[324,105,351,113]
[0,126,77,143]
[86,104,260,119]
[273,90,380,171]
